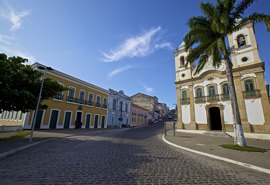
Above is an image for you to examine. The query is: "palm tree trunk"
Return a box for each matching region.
[224,57,247,147]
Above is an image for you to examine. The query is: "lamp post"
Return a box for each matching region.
[29,66,52,144]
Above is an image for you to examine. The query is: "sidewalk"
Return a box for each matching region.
[0,128,115,159]
[163,130,270,172]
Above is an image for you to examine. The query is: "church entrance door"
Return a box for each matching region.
[209,107,222,130]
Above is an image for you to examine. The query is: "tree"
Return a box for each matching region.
[0,53,67,113]
[183,0,270,146]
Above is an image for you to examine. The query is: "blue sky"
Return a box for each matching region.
[1,0,270,109]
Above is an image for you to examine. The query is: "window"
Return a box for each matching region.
[237,34,246,48]
[79,90,85,104]
[222,83,230,101]
[88,93,94,105]
[182,90,187,99]
[196,88,203,98]
[208,86,216,96]
[113,99,117,110]
[54,83,64,100]
[103,98,107,108]
[96,95,101,107]
[125,103,128,112]
[120,101,123,111]
[223,84,230,95]
[245,80,254,92]
[67,87,75,102]
[96,96,100,103]
[180,56,185,67]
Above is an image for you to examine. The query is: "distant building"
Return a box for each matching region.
[107,89,131,128]
[157,103,169,117]
[130,104,148,127]
[174,23,270,133]
[131,93,159,123]
[1,63,109,130]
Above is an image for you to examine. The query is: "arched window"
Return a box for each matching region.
[180,56,185,67]
[196,88,203,98]
[182,90,187,99]
[113,99,116,110]
[208,86,216,96]
[245,80,254,92]
[237,34,246,48]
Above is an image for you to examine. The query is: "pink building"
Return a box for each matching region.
[130,104,148,127]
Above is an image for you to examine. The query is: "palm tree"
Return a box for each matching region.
[183,0,270,146]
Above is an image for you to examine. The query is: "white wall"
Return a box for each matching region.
[182,105,191,124]
[223,103,234,124]
[194,104,207,124]
[245,99,265,125]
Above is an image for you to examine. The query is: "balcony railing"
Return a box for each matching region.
[181,98,190,105]
[87,101,93,106]
[78,98,84,104]
[95,102,101,107]
[102,104,107,108]
[220,94,230,101]
[243,90,261,99]
[66,96,74,102]
[54,94,63,100]
[195,96,206,103]
[207,95,220,102]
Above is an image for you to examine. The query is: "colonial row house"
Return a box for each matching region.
[174,22,270,133]
[0,63,109,130]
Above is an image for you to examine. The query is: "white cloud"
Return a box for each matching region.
[142,83,154,94]
[155,42,173,50]
[8,9,31,31]
[102,26,171,62]
[0,34,36,63]
[108,65,132,79]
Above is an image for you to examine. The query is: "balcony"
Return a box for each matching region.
[220,94,230,101]
[243,90,261,99]
[78,98,84,104]
[181,98,190,105]
[207,95,220,102]
[66,96,74,102]
[95,102,101,107]
[195,96,206,104]
[54,94,63,100]
[87,101,93,106]
[102,104,107,108]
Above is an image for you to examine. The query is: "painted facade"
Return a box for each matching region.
[130,104,148,127]
[131,93,159,123]
[21,63,109,129]
[174,23,270,133]
[107,89,131,128]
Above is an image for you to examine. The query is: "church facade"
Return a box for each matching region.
[174,23,270,133]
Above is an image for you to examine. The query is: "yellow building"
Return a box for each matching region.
[21,63,108,129]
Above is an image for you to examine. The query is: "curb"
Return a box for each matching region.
[0,138,52,160]
[162,134,270,175]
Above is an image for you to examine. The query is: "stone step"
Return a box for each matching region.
[203,131,232,138]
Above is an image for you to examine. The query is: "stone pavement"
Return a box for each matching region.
[0,128,115,158]
[1,124,270,185]
[163,130,270,170]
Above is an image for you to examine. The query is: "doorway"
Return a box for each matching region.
[49,110,59,129]
[209,107,222,130]
[64,112,71,129]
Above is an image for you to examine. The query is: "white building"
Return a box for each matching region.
[107,89,131,128]
[174,23,270,133]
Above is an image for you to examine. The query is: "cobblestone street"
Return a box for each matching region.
[0,124,270,185]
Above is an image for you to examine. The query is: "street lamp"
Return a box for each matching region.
[29,65,53,144]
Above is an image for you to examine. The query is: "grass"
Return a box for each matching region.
[220,144,267,153]
[0,130,30,142]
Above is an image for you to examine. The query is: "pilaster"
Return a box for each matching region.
[176,86,183,129]
[188,84,196,129]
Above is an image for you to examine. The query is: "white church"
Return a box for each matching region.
[174,22,270,133]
